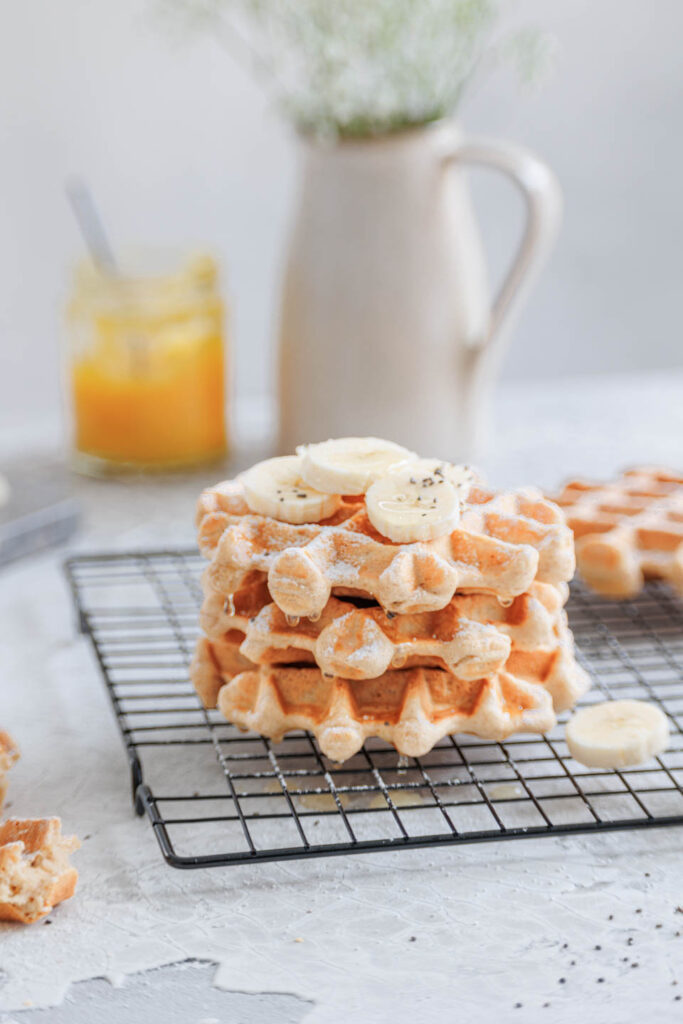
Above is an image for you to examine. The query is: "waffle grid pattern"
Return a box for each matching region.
[552,467,683,598]
[65,549,683,869]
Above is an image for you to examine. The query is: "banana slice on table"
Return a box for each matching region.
[365,462,464,543]
[297,437,414,495]
[565,699,669,769]
[242,456,342,524]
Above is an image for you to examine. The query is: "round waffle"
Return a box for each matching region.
[199,574,567,682]
[197,481,575,618]
[550,467,683,598]
[215,665,557,762]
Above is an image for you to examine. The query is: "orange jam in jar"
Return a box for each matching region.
[66,251,228,473]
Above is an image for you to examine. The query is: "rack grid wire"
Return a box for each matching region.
[65,549,683,869]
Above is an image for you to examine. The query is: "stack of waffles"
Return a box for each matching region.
[550,467,683,599]
[192,438,590,762]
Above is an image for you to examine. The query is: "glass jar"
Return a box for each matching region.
[65,250,228,474]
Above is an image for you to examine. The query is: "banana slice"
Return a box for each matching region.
[565,699,669,769]
[242,456,342,524]
[398,458,475,497]
[365,463,462,543]
[297,437,414,495]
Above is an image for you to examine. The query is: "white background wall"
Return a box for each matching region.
[1,0,682,438]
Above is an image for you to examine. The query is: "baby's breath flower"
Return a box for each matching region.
[160,0,550,137]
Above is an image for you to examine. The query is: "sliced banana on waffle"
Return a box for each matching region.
[566,699,669,769]
[398,458,475,495]
[242,456,342,524]
[297,437,414,494]
[366,460,471,543]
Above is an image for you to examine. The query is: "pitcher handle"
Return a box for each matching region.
[445,136,563,357]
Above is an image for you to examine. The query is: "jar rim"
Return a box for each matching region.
[70,248,220,316]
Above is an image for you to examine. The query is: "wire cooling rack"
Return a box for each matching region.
[64,550,683,868]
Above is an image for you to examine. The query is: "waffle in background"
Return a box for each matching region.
[550,467,683,599]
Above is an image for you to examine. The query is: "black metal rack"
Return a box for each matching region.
[65,550,683,869]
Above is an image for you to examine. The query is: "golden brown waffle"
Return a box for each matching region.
[216,665,557,761]
[0,732,18,811]
[199,575,567,681]
[505,624,590,713]
[551,467,683,598]
[190,636,256,709]
[193,608,588,720]
[197,481,574,617]
[0,818,79,924]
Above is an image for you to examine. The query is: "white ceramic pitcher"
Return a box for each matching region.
[278,120,561,459]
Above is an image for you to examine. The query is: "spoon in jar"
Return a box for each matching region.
[65,176,118,274]
[65,178,150,374]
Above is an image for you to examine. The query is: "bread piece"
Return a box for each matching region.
[0,732,19,810]
[0,818,79,924]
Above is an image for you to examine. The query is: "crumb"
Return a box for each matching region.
[294,937,303,943]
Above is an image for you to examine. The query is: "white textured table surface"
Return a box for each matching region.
[1,371,683,1024]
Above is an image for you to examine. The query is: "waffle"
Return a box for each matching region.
[198,575,567,681]
[194,602,587,710]
[505,624,590,713]
[0,818,79,924]
[197,481,575,618]
[0,732,18,810]
[551,467,683,598]
[216,665,558,761]
[190,635,256,708]
[194,456,587,760]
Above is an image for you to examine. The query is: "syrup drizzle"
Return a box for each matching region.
[391,646,408,668]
